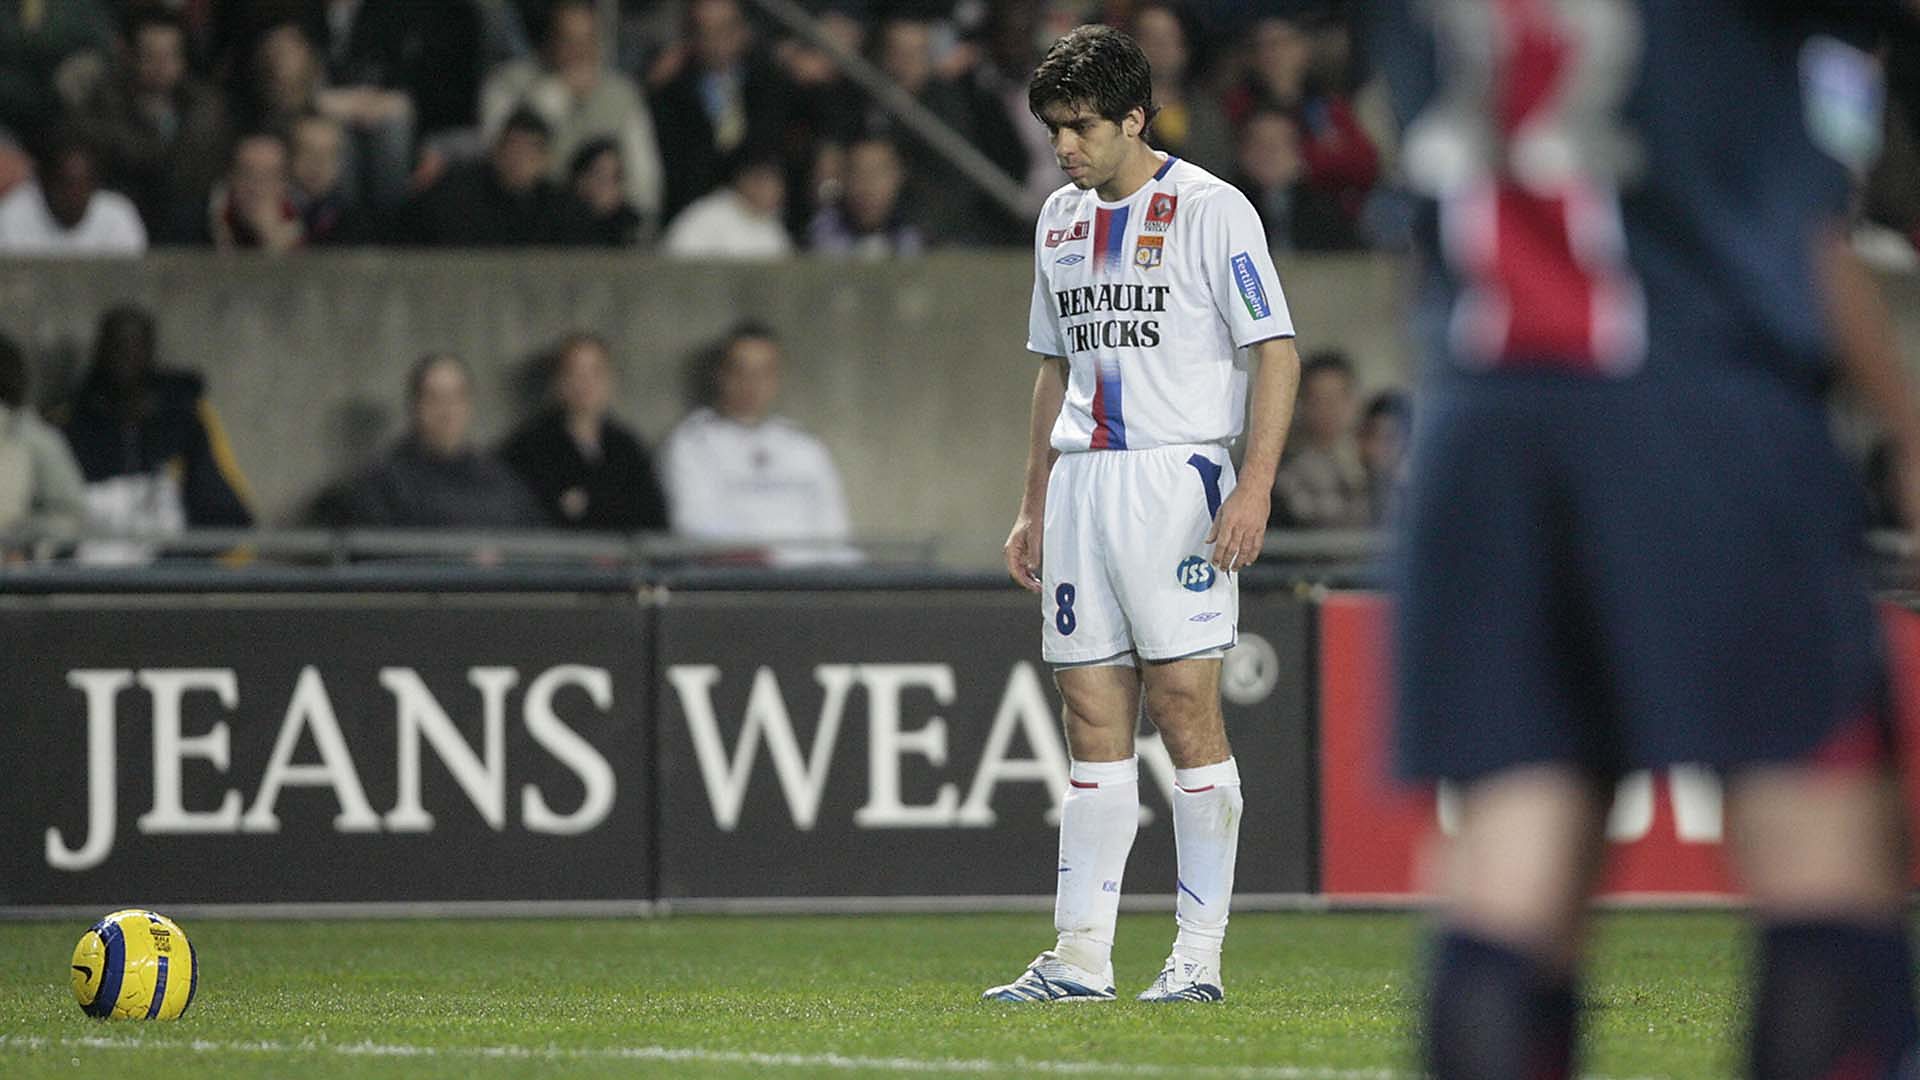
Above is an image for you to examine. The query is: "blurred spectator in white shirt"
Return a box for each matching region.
[0,135,146,255]
[659,322,851,553]
[662,151,791,259]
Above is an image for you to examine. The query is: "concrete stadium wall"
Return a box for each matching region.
[1,252,1911,566]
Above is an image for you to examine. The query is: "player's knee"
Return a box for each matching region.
[1143,681,1216,728]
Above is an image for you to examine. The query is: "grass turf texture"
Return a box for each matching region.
[0,911,1763,1078]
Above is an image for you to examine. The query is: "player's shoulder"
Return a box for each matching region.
[1038,182,1089,223]
[1162,159,1253,216]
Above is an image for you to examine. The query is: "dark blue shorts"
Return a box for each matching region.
[1392,367,1885,782]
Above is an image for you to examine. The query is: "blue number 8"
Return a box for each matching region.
[1054,582,1077,635]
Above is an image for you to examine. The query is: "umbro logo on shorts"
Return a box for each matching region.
[1189,611,1223,623]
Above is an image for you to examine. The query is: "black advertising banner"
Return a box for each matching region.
[652,589,1313,901]
[0,598,650,907]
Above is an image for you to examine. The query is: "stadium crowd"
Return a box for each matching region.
[0,0,1425,255]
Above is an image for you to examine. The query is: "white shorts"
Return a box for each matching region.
[1041,444,1239,665]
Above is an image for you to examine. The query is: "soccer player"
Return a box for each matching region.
[983,25,1301,1004]
[1380,1,1920,1075]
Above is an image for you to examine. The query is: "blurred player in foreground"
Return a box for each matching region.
[1381,0,1920,1075]
[985,25,1301,1004]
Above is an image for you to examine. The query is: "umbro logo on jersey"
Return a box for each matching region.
[1135,235,1164,269]
[1143,193,1178,233]
[1056,253,1086,265]
[1045,221,1090,247]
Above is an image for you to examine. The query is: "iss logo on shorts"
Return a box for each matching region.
[1134,235,1164,269]
[1176,555,1216,592]
[1144,193,1178,233]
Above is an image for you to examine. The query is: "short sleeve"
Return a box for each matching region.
[1198,188,1295,349]
[1026,214,1067,358]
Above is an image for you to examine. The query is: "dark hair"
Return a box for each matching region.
[0,333,25,410]
[1302,349,1355,384]
[568,137,620,182]
[1028,24,1156,127]
[407,352,470,404]
[499,107,553,144]
[1363,389,1409,428]
[690,321,779,407]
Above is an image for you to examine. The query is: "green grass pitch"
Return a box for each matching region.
[0,910,1787,1078]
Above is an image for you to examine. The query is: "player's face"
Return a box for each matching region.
[1040,102,1140,191]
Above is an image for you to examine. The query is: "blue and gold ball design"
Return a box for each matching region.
[70,909,198,1020]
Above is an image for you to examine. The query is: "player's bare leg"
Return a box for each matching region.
[1427,766,1612,1078]
[1728,763,1917,1078]
[1135,656,1239,1001]
[982,662,1140,1002]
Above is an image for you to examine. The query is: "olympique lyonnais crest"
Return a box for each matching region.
[1046,221,1091,247]
[1144,194,1178,233]
[1134,234,1164,269]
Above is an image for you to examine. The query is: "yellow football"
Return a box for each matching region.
[70,909,198,1020]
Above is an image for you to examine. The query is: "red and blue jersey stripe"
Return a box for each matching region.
[1089,356,1127,449]
[1092,206,1130,274]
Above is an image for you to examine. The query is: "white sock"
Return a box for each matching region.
[1053,756,1140,975]
[1171,757,1242,966]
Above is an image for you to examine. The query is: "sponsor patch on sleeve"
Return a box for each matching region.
[1231,252,1272,320]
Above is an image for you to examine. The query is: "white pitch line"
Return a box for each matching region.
[0,1034,1400,1079]
[0,1035,1673,1080]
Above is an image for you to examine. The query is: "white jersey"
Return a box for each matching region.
[1026,156,1293,453]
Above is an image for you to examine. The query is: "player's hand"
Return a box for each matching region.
[1004,513,1043,593]
[1206,486,1270,573]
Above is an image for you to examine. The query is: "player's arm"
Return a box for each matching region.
[1209,336,1300,573]
[1005,356,1067,592]
[1819,228,1920,548]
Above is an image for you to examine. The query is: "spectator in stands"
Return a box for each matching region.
[0,331,86,546]
[401,108,587,246]
[774,6,865,237]
[659,321,851,547]
[868,15,1026,244]
[569,137,641,246]
[238,22,412,212]
[1358,389,1409,526]
[807,135,924,257]
[0,134,146,255]
[1133,3,1232,176]
[482,0,664,232]
[649,0,795,222]
[312,0,484,148]
[210,132,303,253]
[1223,15,1379,236]
[1231,110,1358,251]
[58,304,254,544]
[72,8,230,245]
[662,150,792,258]
[288,111,364,245]
[1271,350,1370,529]
[0,0,115,147]
[341,352,544,528]
[500,332,670,532]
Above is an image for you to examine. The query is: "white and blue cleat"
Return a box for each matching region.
[1136,954,1224,1003]
[981,952,1116,1003]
